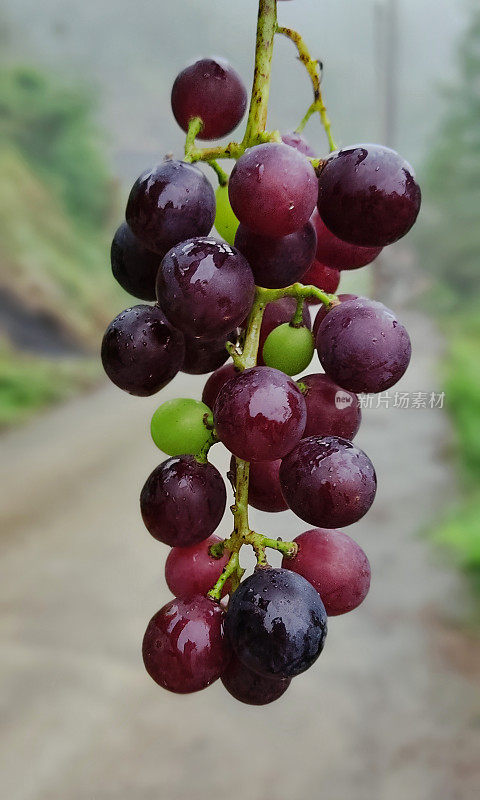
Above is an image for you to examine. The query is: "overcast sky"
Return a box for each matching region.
[2,0,467,182]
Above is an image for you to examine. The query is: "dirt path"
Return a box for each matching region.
[1,313,479,800]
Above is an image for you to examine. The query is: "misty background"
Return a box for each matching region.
[1,1,479,799]
[1,0,465,174]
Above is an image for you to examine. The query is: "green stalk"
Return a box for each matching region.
[207,1,341,598]
[242,0,278,147]
[184,116,203,156]
[276,25,337,151]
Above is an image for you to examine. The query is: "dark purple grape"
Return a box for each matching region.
[312,293,357,340]
[301,258,340,300]
[126,160,215,254]
[182,335,230,375]
[171,57,247,140]
[317,144,421,247]
[300,373,361,440]
[225,567,327,678]
[101,305,184,396]
[140,455,226,546]
[311,209,382,270]
[229,143,318,238]
[280,436,377,528]
[111,222,161,301]
[234,221,316,289]
[282,528,371,616]
[258,297,311,366]
[157,237,255,340]
[202,363,239,409]
[165,535,231,598]
[281,131,316,157]
[143,595,230,693]
[316,297,412,393]
[229,456,288,513]
[214,366,306,461]
[221,653,291,705]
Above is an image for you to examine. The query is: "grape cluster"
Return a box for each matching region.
[101,0,421,706]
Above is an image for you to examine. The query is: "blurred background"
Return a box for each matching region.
[1,1,479,798]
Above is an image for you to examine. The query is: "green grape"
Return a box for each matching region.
[215,184,240,246]
[262,323,315,377]
[151,398,214,456]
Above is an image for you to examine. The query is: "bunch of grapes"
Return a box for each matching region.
[101,0,421,706]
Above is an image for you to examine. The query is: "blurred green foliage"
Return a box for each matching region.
[429,314,480,591]
[0,65,124,428]
[418,9,480,307]
[0,144,123,346]
[418,8,480,588]
[0,65,113,229]
[0,339,98,428]
[444,314,480,485]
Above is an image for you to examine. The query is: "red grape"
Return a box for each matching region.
[300,373,361,440]
[281,131,316,157]
[182,335,230,375]
[101,305,184,396]
[111,222,161,301]
[316,297,412,393]
[311,209,382,270]
[126,160,215,254]
[229,142,318,237]
[221,654,290,705]
[143,595,230,693]
[282,131,316,158]
[234,221,316,289]
[225,567,327,678]
[165,535,230,598]
[214,366,307,461]
[317,144,421,247]
[301,258,340,300]
[313,293,357,340]
[171,57,247,140]
[282,528,371,616]
[202,363,239,409]
[140,455,226,546]
[157,237,255,340]
[230,455,288,513]
[280,436,377,528]
[258,297,311,366]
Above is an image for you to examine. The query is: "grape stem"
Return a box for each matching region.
[195,428,219,464]
[275,25,337,152]
[242,0,278,146]
[292,296,306,328]
[208,279,337,599]
[184,116,203,152]
[207,0,339,597]
[184,117,230,185]
[227,284,336,373]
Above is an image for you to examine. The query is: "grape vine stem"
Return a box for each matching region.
[207,0,338,599]
[208,278,338,600]
[242,0,278,146]
[276,25,337,152]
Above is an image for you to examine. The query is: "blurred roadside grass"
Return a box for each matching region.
[0,66,126,429]
[0,144,122,347]
[429,313,480,593]
[416,8,480,597]
[0,339,98,428]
